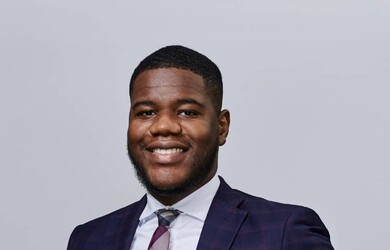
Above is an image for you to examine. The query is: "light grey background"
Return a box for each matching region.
[1,1,389,249]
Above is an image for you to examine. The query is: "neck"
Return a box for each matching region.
[151,170,217,206]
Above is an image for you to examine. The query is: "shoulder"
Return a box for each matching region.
[215,178,334,249]
[67,197,146,250]
[76,197,145,229]
[217,177,313,216]
[223,180,330,231]
[228,186,316,223]
[238,190,331,239]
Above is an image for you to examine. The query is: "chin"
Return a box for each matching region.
[146,173,189,193]
[128,143,219,198]
[147,181,190,197]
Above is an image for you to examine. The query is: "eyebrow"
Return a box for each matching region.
[131,100,155,110]
[131,98,204,110]
[176,98,204,107]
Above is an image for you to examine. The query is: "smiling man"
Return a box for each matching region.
[127,67,228,207]
[68,45,334,250]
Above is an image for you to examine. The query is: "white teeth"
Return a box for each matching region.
[153,148,183,154]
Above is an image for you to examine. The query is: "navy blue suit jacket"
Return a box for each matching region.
[68,177,334,249]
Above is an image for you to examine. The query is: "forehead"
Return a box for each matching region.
[131,68,207,100]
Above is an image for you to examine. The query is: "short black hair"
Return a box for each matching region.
[129,45,223,112]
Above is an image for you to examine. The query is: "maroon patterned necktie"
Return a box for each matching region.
[148,209,182,250]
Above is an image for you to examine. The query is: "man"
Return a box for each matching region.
[68,45,334,249]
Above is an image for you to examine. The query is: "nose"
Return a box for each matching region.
[149,112,182,136]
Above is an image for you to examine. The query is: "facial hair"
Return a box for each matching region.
[127,137,219,198]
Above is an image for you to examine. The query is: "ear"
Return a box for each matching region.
[218,109,230,146]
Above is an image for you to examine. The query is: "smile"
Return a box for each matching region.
[152,148,184,154]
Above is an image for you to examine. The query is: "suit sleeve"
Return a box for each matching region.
[67,225,83,250]
[281,206,334,250]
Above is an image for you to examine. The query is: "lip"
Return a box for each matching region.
[146,141,189,152]
[146,141,189,165]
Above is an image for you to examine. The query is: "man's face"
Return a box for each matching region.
[127,68,229,204]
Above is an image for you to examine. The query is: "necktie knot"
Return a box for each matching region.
[155,208,181,227]
[148,209,181,250]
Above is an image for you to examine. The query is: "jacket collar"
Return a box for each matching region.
[104,176,246,250]
[103,195,146,250]
[197,176,247,249]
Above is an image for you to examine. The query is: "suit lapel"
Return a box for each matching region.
[102,196,147,250]
[197,177,247,250]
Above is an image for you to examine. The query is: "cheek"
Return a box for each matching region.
[183,121,218,143]
[128,121,149,140]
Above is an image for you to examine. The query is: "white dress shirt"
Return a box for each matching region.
[130,175,220,250]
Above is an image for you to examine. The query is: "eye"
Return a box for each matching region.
[136,110,155,118]
[178,110,199,117]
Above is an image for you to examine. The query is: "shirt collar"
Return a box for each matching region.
[139,175,220,225]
